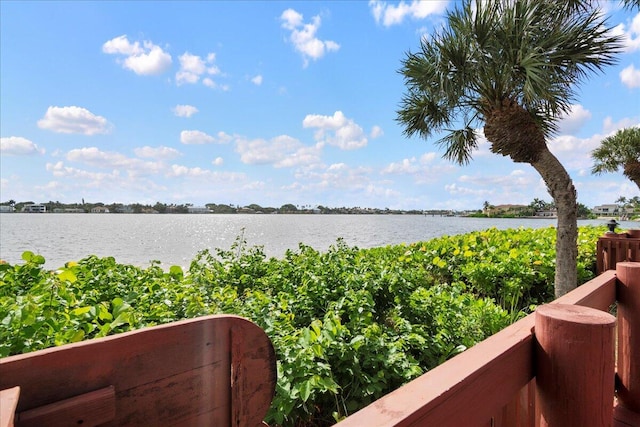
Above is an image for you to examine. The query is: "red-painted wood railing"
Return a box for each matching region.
[0,315,276,427]
[597,232,640,273]
[334,262,640,427]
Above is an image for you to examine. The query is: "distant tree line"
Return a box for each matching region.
[2,198,635,217]
[0,199,424,215]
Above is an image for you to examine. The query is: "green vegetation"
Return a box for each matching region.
[592,127,640,190]
[0,226,606,426]
[397,0,622,297]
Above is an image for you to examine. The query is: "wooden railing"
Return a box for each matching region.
[597,232,640,273]
[335,262,640,427]
[0,315,276,427]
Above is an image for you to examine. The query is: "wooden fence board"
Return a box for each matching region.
[0,315,276,427]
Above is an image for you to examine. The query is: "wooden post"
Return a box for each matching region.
[535,304,616,427]
[616,262,640,412]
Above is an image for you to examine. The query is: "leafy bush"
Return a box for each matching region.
[0,226,606,426]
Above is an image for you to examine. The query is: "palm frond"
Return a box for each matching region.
[436,127,478,166]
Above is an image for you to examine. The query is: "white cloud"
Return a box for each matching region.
[289,163,374,192]
[102,35,172,75]
[212,157,224,166]
[167,164,245,181]
[37,106,111,135]
[180,130,216,145]
[0,136,45,155]
[458,170,532,187]
[67,147,128,166]
[216,131,234,143]
[557,104,592,134]
[280,9,340,67]
[382,157,421,174]
[369,0,448,27]
[603,116,639,134]
[420,152,437,163]
[445,183,493,197]
[47,161,121,181]
[548,119,639,170]
[612,12,640,52]
[251,75,263,85]
[176,52,221,87]
[235,134,321,168]
[370,125,384,138]
[381,152,454,183]
[65,147,168,178]
[302,111,367,150]
[102,35,143,55]
[620,64,640,88]
[134,146,181,159]
[173,105,199,117]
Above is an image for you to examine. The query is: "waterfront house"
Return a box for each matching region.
[22,204,46,213]
[187,206,211,214]
[593,204,620,216]
[91,206,110,213]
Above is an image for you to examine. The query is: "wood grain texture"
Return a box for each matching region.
[597,237,640,274]
[0,315,276,427]
[616,262,640,413]
[17,386,114,427]
[0,386,20,427]
[535,304,616,427]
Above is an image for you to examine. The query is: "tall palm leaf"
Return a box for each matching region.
[398,0,622,296]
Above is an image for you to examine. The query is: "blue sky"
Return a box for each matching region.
[1,1,639,211]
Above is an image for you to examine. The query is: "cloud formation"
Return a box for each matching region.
[173,105,199,117]
[0,136,45,155]
[620,64,640,88]
[369,0,448,27]
[37,106,111,135]
[613,12,640,52]
[134,146,182,159]
[281,9,340,67]
[235,134,321,168]
[176,52,226,89]
[180,130,216,144]
[103,35,172,75]
[557,104,592,134]
[303,111,368,150]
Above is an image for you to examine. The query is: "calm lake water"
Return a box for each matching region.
[0,214,632,270]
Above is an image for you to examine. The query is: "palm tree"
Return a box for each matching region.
[591,127,640,190]
[397,0,621,297]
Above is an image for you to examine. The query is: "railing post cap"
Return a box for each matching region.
[536,304,615,326]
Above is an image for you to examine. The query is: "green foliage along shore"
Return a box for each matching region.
[0,226,606,426]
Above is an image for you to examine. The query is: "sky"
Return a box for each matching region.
[1,1,639,211]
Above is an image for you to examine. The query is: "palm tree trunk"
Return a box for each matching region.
[623,160,640,190]
[531,148,578,297]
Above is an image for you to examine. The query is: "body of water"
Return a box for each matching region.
[0,213,633,269]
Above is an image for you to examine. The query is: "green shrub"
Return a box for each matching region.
[0,226,606,426]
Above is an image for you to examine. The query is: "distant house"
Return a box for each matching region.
[91,206,110,213]
[0,205,15,213]
[593,204,620,216]
[188,206,211,214]
[535,209,557,217]
[115,205,134,214]
[64,208,85,213]
[22,204,46,213]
